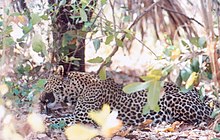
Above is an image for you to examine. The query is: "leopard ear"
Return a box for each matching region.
[54,65,64,76]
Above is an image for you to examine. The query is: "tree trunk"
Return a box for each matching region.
[48,0,97,72]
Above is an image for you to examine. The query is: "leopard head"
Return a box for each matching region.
[40,66,94,112]
[40,66,66,113]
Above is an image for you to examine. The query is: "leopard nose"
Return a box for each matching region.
[40,103,50,114]
[40,92,55,114]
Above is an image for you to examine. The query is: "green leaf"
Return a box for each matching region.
[30,13,41,25]
[4,7,9,15]
[13,88,20,95]
[93,39,101,52]
[59,0,66,7]
[123,82,149,94]
[147,80,161,111]
[190,37,200,47]
[123,15,131,22]
[124,29,133,40]
[99,66,106,80]
[24,64,31,72]
[141,69,162,81]
[162,64,173,76]
[35,79,47,88]
[17,65,25,74]
[181,40,189,47]
[49,120,67,129]
[180,68,192,82]
[21,91,27,96]
[198,37,206,48]
[105,35,114,45]
[214,124,220,133]
[32,34,46,53]
[105,57,111,64]
[101,0,107,5]
[22,24,33,34]
[80,8,88,22]
[41,15,49,20]
[69,57,81,61]
[87,56,104,63]
[190,58,200,72]
[211,138,220,140]
[211,108,220,118]
[4,25,13,34]
[62,33,75,47]
[4,37,15,46]
[116,38,123,47]
[142,104,150,114]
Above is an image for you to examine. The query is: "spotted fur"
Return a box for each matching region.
[40,70,213,127]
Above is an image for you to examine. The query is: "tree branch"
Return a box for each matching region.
[97,0,161,74]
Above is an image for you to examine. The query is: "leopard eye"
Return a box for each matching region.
[44,83,48,88]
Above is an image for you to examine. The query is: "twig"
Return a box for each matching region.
[89,4,105,32]
[97,0,161,74]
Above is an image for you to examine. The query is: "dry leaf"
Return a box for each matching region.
[100,110,123,138]
[117,126,133,137]
[65,124,99,140]
[88,104,123,138]
[88,104,111,127]
[138,119,153,128]
[163,121,181,132]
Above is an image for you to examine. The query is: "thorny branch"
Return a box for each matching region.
[97,0,161,74]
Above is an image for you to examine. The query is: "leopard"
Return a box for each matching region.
[40,67,213,128]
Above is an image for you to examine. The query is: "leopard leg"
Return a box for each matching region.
[45,114,75,130]
[73,99,102,126]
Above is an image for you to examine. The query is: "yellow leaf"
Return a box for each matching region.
[0,84,9,95]
[171,48,180,60]
[27,113,45,132]
[88,104,110,127]
[65,124,99,140]
[17,15,28,25]
[147,69,162,81]
[88,104,123,138]
[185,72,198,89]
[101,110,123,138]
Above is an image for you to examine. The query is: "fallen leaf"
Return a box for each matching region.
[163,121,181,132]
[88,104,111,127]
[139,119,153,128]
[100,110,123,138]
[65,124,99,140]
[117,126,133,137]
[89,104,123,138]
